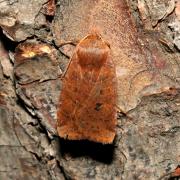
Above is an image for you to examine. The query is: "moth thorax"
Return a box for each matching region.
[77,46,108,69]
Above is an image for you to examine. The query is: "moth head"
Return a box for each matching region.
[77,34,110,69]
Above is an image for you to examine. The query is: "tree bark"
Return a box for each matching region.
[0,0,179,179]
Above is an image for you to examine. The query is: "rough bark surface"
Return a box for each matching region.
[0,0,179,180]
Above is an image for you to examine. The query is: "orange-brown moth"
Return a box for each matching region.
[57,33,117,144]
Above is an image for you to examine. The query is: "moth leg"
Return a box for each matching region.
[58,40,81,79]
[116,105,125,114]
[116,105,133,120]
[60,58,73,79]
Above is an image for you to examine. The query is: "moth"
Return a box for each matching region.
[57,33,117,144]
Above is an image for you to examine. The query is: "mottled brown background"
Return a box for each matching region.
[0,0,179,179]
